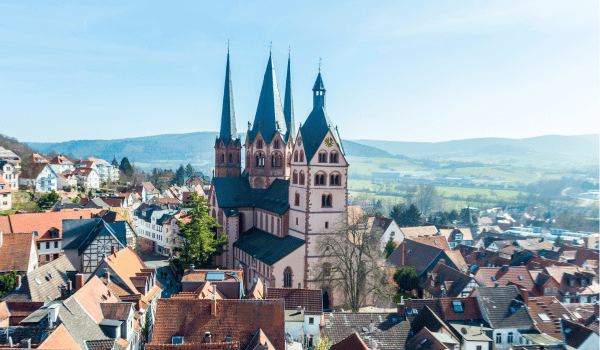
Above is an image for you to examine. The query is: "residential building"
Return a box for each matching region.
[0,177,14,211]
[405,326,458,350]
[146,298,285,350]
[31,153,48,163]
[88,157,119,182]
[20,162,58,192]
[523,293,577,342]
[55,172,77,189]
[541,266,599,304]
[0,300,45,326]
[386,239,465,279]
[0,146,21,164]
[399,225,440,239]
[440,227,474,248]
[207,52,349,305]
[408,305,462,349]
[0,160,19,191]
[561,319,599,350]
[266,287,323,347]
[472,286,536,350]
[133,204,187,256]
[48,155,74,174]
[180,268,244,299]
[321,312,411,350]
[73,167,100,189]
[329,332,369,350]
[421,261,478,298]
[372,217,402,250]
[473,265,536,293]
[62,215,137,273]
[0,231,38,275]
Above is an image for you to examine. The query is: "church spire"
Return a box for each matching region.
[218,51,237,143]
[312,71,326,110]
[249,52,287,144]
[283,53,295,140]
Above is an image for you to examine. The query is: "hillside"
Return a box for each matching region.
[26,132,392,170]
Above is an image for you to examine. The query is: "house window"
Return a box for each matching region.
[552,287,558,294]
[321,194,332,208]
[46,255,50,261]
[476,347,482,350]
[507,332,513,343]
[296,217,298,225]
[46,242,50,249]
[284,267,292,287]
[299,151,304,162]
[325,222,329,229]
[229,154,233,163]
[37,243,40,250]
[545,288,551,294]
[330,152,338,163]
[309,317,314,324]
[330,173,341,186]
[496,333,502,344]
[54,241,58,248]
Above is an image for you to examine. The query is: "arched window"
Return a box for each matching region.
[220,154,225,164]
[292,171,298,184]
[271,152,283,168]
[273,139,280,149]
[314,172,326,186]
[295,192,300,206]
[299,171,305,185]
[330,173,341,186]
[255,152,265,168]
[330,151,339,163]
[229,153,233,163]
[321,194,332,208]
[294,151,298,162]
[300,151,304,163]
[284,267,292,287]
[322,262,332,277]
[256,140,263,149]
[318,151,328,163]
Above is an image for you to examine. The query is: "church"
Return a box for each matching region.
[207,50,348,306]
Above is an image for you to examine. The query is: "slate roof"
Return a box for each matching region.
[299,105,344,164]
[410,305,453,335]
[474,285,534,329]
[283,56,295,141]
[217,52,239,145]
[421,262,475,298]
[148,298,285,350]
[58,297,113,350]
[248,54,287,144]
[0,232,35,273]
[234,228,305,266]
[561,319,595,348]
[254,179,289,215]
[330,332,369,350]
[321,312,410,350]
[213,177,254,208]
[555,246,599,269]
[16,255,76,302]
[62,219,127,254]
[265,288,322,315]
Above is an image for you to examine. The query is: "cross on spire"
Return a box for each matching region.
[227,39,229,51]
[288,46,291,56]
[269,41,272,53]
[319,58,322,71]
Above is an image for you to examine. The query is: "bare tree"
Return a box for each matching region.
[415,184,439,216]
[316,213,394,312]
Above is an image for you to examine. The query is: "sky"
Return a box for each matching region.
[1,1,598,143]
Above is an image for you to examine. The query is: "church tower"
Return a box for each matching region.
[215,51,242,178]
[288,70,348,289]
[245,53,293,189]
[283,54,295,144]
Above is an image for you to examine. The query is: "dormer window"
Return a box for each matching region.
[172,337,184,344]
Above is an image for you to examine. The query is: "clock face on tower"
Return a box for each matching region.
[324,137,334,148]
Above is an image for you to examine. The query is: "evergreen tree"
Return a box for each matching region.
[392,204,422,227]
[176,193,227,267]
[112,156,119,167]
[172,165,185,187]
[120,157,134,177]
[554,235,564,247]
[393,266,419,293]
[36,190,60,210]
[185,164,194,177]
[389,204,405,225]
[384,234,397,258]
[149,168,161,187]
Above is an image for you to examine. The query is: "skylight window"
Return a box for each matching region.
[452,301,464,313]
[420,339,428,345]
[562,314,570,320]
[35,278,42,285]
[491,276,496,282]
[538,314,551,322]
[518,276,523,281]
[226,337,232,343]
[172,337,184,344]
[565,329,571,334]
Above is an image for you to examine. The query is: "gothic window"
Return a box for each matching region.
[294,151,298,162]
[318,151,328,163]
[292,171,298,184]
[284,267,292,287]
[314,172,326,185]
[273,139,280,149]
[299,171,305,185]
[229,154,233,163]
[295,192,300,206]
[271,152,283,168]
[321,194,332,208]
[330,173,341,186]
[296,217,298,225]
[220,154,225,164]
[330,152,339,163]
[255,152,265,168]
[300,151,304,163]
[256,140,263,149]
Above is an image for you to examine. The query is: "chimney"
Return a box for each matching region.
[190,264,195,273]
[439,259,445,265]
[110,246,116,256]
[297,306,302,314]
[520,288,529,304]
[397,297,406,318]
[211,297,216,316]
[60,286,68,300]
[20,339,31,349]
[95,218,99,227]
[503,265,509,272]
[104,270,111,283]
[75,273,84,292]
[402,243,407,265]
[205,332,212,343]
[67,280,73,293]
[15,275,22,289]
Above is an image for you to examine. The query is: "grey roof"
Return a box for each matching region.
[386,239,455,277]
[213,177,254,207]
[134,204,186,225]
[312,72,325,91]
[420,262,475,298]
[254,179,289,215]
[248,54,287,144]
[26,255,77,302]
[59,297,112,350]
[233,228,304,266]
[0,323,48,345]
[283,56,295,140]
[322,312,410,350]
[475,285,535,329]
[298,73,344,163]
[521,332,562,345]
[62,219,127,254]
[217,51,239,145]
[448,323,492,342]
[86,339,120,350]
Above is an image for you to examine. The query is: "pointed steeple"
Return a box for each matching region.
[312,72,326,110]
[218,51,237,144]
[249,53,287,144]
[283,54,295,139]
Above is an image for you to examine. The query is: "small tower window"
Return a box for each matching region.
[299,171,305,185]
[330,173,341,186]
[318,151,327,163]
[256,140,263,149]
[273,140,280,149]
[294,151,298,162]
[292,171,298,184]
[300,151,304,163]
[221,154,225,164]
[330,152,339,163]
[321,194,332,208]
[255,152,265,168]
[229,154,233,163]
[284,267,292,287]
[295,193,300,206]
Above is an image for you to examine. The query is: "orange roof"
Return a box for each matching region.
[410,236,451,250]
[399,225,439,238]
[172,281,226,300]
[0,209,104,241]
[73,276,119,323]
[37,323,80,350]
[49,155,73,164]
[0,302,9,327]
[475,266,536,291]
[444,250,469,272]
[0,177,14,193]
[73,167,95,176]
[182,269,243,283]
[0,232,35,272]
[527,296,575,341]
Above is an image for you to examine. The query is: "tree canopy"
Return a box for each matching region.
[393,266,419,293]
[119,157,134,177]
[36,190,60,210]
[185,164,195,177]
[172,165,185,187]
[176,193,227,268]
[390,203,422,227]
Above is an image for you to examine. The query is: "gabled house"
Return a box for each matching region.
[20,163,58,192]
[88,157,119,182]
[523,294,577,342]
[473,266,536,294]
[372,217,402,250]
[146,298,285,350]
[541,266,599,304]
[73,167,100,189]
[0,160,19,192]
[409,305,462,349]
[421,261,478,299]
[0,176,14,210]
[472,286,536,350]
[552,246,599,271]
[405,326,458,350]
[0,231,38,275]
[0,146,21,164]
[440,227,474,248]
[0,300,45,326]
[561,319,599,350]
[48,155,74,174]
[330,332,369,350]
[133,204,188,256]
[31,153,48,163]
[386,239,463,279]
[55,172,77,189]
[180,268,243,299]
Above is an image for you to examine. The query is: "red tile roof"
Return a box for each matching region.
[404,326,450,350]
[149,298,285,350]
[403,297,483,323]
[265,288,323,314]
[0,177,14,193]
[527,296,575,341]
[0,232,36,272]
[37,323,81,350]
[330,332,369,350]
[182,269,243,283]
[562,318,596,348]
[72,276,119,323]
[49,155,73,164]
[474,266,535,291]
[399,226,439,239]
[411,236,451,251]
